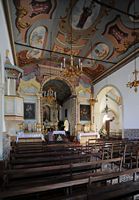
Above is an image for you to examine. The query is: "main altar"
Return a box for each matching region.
[41,88,59,131]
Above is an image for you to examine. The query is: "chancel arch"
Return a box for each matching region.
[41,78,76,135]
[94,85,123,138]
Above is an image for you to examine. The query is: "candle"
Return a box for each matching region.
[60,62,63,71]
[81,62,83,71]
[79,58,81,67]
[63,58,66,68]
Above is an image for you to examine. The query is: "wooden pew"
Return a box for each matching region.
[3,157,123,189]
[3,140,138,200]
[61,168,139,200]
[11,143,85,154]
[87,167,139,200]
[1,157,123,199]
[122,142,139,168]
[0,160,5,189]
[11,150,79,159]
[9,153,91,169]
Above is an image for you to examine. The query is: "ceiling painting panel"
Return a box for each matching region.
[5,0,139,84]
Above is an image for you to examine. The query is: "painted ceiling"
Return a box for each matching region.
[5,0,139,85]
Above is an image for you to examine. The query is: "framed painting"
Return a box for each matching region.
[24,103,35,120]
[80,104,91,121]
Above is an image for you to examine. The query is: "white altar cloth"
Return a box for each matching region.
[78,132,100,137]
[16,132,45,142]
[53,131,66,135]
[77,132,100,143]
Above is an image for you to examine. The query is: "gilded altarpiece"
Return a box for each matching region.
[41,97,59,130]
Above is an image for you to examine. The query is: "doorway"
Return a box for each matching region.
[94,86,123,138]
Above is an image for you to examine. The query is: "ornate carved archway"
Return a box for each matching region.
[40,76,76,133]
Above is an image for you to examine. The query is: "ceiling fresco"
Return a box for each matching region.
[5,0,139,84]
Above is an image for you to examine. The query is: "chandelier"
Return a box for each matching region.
[42,88,56,104]
[126,61,139,92]
[60,55,83,77]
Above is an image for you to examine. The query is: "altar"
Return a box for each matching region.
[53,131,65,135]
[16,132,45,142]
[47,130,66,142]
[77,132,100,144]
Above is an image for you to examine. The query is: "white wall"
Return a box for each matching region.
[94,57,139,129]
[0,0,14,159]
[62,99,72,125]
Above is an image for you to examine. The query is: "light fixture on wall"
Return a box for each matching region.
[126,1,139,92]
[60,2,83,77]
[103,94,111,123]
[105,94,109,114]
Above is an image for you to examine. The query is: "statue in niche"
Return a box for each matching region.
[43,105,50,124]
[52,108,58,122]
[42,101,58,130]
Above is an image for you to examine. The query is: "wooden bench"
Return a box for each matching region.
[60,168,139,200]
[3,157,123,189]
[9,153,91,169]
[11,143,85,154]
[0,158,121,199]
[87,167,139,200]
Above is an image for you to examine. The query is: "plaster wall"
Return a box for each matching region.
[62,98,76,135]
[0,0,15,160]
[94,58,139,130]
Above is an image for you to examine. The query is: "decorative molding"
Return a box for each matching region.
[5,116,24,121]
[17,77,41,95]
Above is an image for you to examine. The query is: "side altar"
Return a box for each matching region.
[16,131,45,142]
[77,132,100,144]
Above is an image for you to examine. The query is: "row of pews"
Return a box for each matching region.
[0,138,139,199]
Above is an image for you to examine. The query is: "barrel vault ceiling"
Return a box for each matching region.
[4,0,139,84]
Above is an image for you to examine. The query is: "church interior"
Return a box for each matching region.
[0,0,139,199]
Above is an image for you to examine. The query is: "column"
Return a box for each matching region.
[70,95,77,136]
[7,78,10,95]
[0,85,6,160]
[36,94,42,132]
[90,98,97,131]
[76,97,80,125]
[37,94,41,124]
